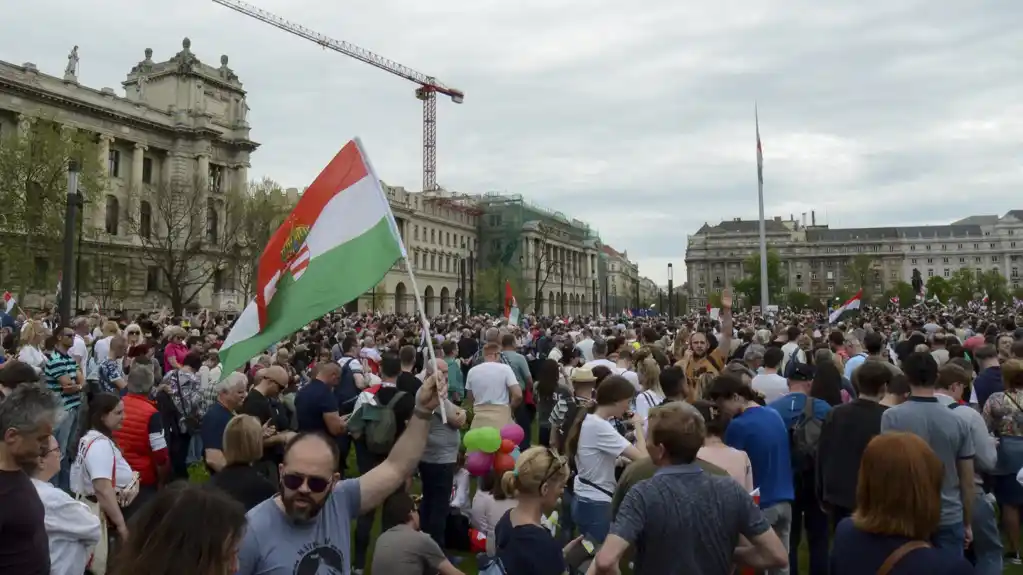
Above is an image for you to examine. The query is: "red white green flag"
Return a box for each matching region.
[219,140,404,374]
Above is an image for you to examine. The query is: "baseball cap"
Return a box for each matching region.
[788,362,815,382]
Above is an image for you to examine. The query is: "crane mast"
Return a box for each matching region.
[212,0,464,192]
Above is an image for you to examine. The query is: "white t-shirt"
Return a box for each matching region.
[70,430,135,496]
[70,335,89,371]
[449,468,471,513]
[576,338,595,362]
[752,373,790,404]
[465,362,518,406]
[573,414,631,503]
[617,369,641,391]
[779,342,805,373]
[93,336,113,364]
[635,390,665,430]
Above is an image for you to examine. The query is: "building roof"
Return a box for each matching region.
[602,244,625,259]
[699,219,790,234]
[806,227,900,242]
[952,215,998,226]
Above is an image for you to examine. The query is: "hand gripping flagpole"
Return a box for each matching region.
[356,138,447,424]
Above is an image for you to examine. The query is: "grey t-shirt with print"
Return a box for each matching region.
[370,524,447,574]
[236,478,361,575]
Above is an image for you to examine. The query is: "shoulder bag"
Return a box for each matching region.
[877,540,930,575]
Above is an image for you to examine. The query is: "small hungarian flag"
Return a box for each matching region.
[828,289,863,324]
[2,291,14,314]
[504,280,514,319]
[219,140,404,376]
[982,291,990,304]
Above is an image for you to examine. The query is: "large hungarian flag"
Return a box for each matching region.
[219,140,404,375]
[828,289,863,324]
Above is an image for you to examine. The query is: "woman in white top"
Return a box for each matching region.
[470,470,519,555]
[92,320,121,365]
[633,354,665,430]
[17,319,48,377]
[32,434,102,574]
[71,393,140,543]
[565,375,646,543]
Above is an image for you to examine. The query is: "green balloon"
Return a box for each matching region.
[462,429,480,451]
[477,427,502,454]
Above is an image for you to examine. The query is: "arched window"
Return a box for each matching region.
[139,201,152,239]
[105,195,119,235]
[206,198,218,242]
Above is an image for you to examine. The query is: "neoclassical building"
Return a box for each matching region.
[0,39,257,313]
[684,211,1023,310]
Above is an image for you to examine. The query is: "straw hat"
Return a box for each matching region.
[570,367,597,384]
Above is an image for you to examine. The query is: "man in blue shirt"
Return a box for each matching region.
[710,374,794,575]
[768,363,831,575]
[294,363,348,451]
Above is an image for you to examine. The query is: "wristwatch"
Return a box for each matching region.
[413,406,434,420]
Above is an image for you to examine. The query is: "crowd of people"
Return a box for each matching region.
[1,292,1023,574]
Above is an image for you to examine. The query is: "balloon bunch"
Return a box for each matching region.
[463,423,526,477]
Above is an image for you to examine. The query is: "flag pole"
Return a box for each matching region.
[355,138,447,424]
[756,104,769,313]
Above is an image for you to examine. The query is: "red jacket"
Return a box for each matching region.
[114,394,163,486]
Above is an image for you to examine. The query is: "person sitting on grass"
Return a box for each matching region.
[371,489,466,575]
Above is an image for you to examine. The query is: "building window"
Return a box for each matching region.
[925,245,931,251]
[430,254,436,270]
[911,258,917,265]
[941,244,946,250]
[927,269,934,277]
[146,266,160,291]
[142,157,153,184]
[975,257,982,263]
[990,243,996,249]
[1012,268,1019,278]
[926,258,933,264]
[992,255,999,263]
[109,150,120,177]
[139,201,152,239]
[959,257,965,263]
[206,198,218,242]
[942,257,949,264]
[105,195,119,235]
[910,245,915,251]
[431,229,436,244]
[413,252,419,269]
[944,268,950,277]
[213,269,225,292]
[890,271,897,279]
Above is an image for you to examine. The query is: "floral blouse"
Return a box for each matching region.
[983,389,1023,437]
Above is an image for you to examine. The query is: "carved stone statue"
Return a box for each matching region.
[136,74,148,98]
[240,99,249,122]
[65,45,79,77]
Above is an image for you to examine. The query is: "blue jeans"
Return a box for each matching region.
[571,495,612,543]
[932,522,965,556]
[558,490,577,545]
[51,405,81,492]
[971,492,1003,575]
[419,462,456,550]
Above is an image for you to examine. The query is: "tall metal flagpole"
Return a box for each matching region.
[756,104,769,312]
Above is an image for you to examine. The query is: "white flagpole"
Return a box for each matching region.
[355,138,447,424]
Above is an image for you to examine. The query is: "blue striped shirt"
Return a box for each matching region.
[44,350,81,410]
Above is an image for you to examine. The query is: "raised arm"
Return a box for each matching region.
[717,288,733,354]
[357,373,446,514]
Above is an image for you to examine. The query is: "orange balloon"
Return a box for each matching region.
[493,453,516,475]
[498,439,516,454]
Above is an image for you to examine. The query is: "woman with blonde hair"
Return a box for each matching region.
[209,415,276,511]
[17,319,48,377]
[830,432,973,574]
[483,447,579,575]
[633,354,664,428]
[94,320,121,364]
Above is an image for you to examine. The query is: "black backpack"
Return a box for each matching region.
[334,357,362,415]
[790,396,822,472]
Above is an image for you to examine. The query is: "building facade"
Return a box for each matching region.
[684,211,1023,310]
[0,39,257,313]
[601,245,640,314]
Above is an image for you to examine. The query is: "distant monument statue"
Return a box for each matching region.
[64,45,79,77]
[137,73,148,99]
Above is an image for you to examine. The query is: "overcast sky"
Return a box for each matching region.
[4,1,1021,285]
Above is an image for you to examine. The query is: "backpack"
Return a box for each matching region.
[782,348,801,378]
[348,389,406,455]
[334,358,361,415]
[477,554,507,575]
[790,395,822,472]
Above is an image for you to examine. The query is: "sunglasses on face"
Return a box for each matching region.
[282,472,331,493]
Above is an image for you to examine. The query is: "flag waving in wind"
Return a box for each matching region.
[504,280,520,325]
[828,289,863,324]
[2,291,14,314]
[756,105,764,187]
[220,140,404,375]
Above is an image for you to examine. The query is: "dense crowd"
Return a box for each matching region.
[1,294,1023,574]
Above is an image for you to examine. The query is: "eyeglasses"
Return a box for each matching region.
[281,472,331,493]
[42,446,60,457]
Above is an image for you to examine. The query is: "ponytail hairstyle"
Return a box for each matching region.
[564,375,636,464]
[501,446,569,498]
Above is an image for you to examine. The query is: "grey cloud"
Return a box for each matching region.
[3,0,1021,285]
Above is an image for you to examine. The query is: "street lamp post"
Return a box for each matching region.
[591,273,598,317]
[667,263,674,322]
[559,259,565,316]
[59,161,80,329]
[459,240,467,316]
[658,289,664,316]
[603,275,609,317]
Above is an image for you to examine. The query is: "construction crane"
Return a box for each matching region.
[212,0,464,192]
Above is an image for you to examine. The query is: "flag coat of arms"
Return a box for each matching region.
[219,140,404,375]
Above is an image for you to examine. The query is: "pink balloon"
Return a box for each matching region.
[500,423,525,446]
[465,452,495,477]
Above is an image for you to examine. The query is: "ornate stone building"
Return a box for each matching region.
[601,245,639,314]
[0,39,257,313]
[684,211,1023,310]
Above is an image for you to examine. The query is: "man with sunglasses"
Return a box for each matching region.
[236,369,448,575]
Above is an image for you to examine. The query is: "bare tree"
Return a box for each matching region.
[530,224,560,313]
[230,178,294,300]
[124,177,245,315]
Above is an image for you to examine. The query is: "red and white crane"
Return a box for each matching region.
[212,0,464,192]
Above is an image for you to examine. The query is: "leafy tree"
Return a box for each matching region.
[733,249,785,308]
[475,265,524,314]
[925,276,951,304]
[707,291,723,309]
[847,254,877,298]
[977,269,1009,304]
[883,281,917,309]
[123,177,246,315]
[787,290,812,310]
[0,119,105,300]
[948,268,976,304]
[230,178,295,300]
